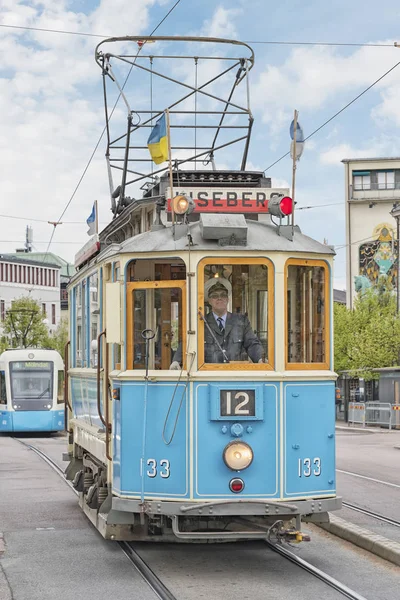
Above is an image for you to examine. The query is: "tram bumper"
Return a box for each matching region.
[112,495,342,519]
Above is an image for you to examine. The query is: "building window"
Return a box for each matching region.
[18,265,22,283]
[23,266,26,283]
[353,171,370,190]
[52,304,56,325]
[1,300,5,322]
[377,171,395,190]
[0,264,3,281]
[42,303,46,317]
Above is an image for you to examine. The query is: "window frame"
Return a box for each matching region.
[285,258,330,371]
[197,257,275,371]
[126,280,187,371]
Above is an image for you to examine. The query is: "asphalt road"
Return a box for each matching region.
[1,431,400,600]
[335,428,400,543]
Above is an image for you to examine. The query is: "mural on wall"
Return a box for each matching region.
[358,223,398,291]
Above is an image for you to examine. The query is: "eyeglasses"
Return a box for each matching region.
[209,293,228,299]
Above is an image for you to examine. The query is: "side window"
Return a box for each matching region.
[89,272,99,368]
[286,261,328,367]
[198,260,273,369]
[127,284,185,370]
[57,370,64,403]
[75,282,87,367]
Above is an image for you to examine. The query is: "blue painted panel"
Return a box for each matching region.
[0,410,64,432]
[0,411,12,431]
[70,376,104,429]
[194,382,279,498]
[115,382,189,498]
[284,382,336,497]
[112,382,122,492]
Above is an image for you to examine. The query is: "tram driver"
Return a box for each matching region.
[170,281,264,368]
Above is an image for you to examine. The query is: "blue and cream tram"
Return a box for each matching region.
[0,348,65,432]
[64,35,341,542]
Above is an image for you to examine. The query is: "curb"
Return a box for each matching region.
[318,514,400,567]
[335,425,392,433]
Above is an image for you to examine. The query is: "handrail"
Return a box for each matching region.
[96,331,107,428]
[105,340,112,461]
[64,340,72,412]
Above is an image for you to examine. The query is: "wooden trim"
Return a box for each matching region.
[126,281,186,370]
[197,257,275,370]
[284,258,330,371]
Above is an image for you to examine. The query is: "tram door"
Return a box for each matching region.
[126,281,186,370]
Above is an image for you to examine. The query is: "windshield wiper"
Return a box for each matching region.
[35,387,50,399]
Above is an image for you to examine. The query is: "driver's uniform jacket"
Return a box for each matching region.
[173,312,263,364]
[203,312,263,363]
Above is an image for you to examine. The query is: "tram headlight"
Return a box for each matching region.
[172,194,195,215]
[223,441,253,471]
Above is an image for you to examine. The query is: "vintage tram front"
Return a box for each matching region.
[64,35,340,542]
[65,169,340,542]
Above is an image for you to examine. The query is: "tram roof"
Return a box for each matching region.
[117,219,335,256]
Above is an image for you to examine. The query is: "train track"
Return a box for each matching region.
[342,501,400,528]
[12,438,177,600]
[14,438,369,600]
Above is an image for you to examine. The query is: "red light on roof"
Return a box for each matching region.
[279,196,293,216]
[229,478,244,493]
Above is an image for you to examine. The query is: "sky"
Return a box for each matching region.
[1,1,400,290]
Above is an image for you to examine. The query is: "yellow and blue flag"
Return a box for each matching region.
[147,112,169,165]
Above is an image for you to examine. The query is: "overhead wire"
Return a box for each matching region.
[0,23,398,48]
[41,0,183,262]
[263,58,400,173]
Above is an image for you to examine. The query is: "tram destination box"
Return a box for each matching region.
[200,213,248,245]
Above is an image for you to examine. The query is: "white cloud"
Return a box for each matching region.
[251,43,400,137]
[200,6,241,39]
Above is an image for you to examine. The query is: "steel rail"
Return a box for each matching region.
[342,502,400,528]
[265,541,368,600]
[11,438,177,600]
[120,542,178,600]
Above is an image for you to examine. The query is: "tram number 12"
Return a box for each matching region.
[146,459,170,479]
[298,457,321,477]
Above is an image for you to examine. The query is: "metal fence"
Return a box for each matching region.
[348,402,400,429]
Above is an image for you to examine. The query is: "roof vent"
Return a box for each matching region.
[200,213,247,246]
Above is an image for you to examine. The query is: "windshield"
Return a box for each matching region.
[10,361,53,409]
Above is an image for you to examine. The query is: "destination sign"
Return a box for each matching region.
[11,361,52,370]
[167,187,289,214]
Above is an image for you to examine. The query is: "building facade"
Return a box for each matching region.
[5,252,74,317]
[0,254,61,335]
[343,157,400,308]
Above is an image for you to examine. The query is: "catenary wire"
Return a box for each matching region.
[263,59,400,174]
[0,23,397,48]
[41,0,183,261]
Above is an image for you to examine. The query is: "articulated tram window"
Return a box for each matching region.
[127,283,185,370]
[286,262,328,366]
[198,260,273,369]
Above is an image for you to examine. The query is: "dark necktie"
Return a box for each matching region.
[217,317,224,333]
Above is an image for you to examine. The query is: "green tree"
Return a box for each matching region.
[334,285,400,380]
[3,297,50,348]
[47,317,68,356]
